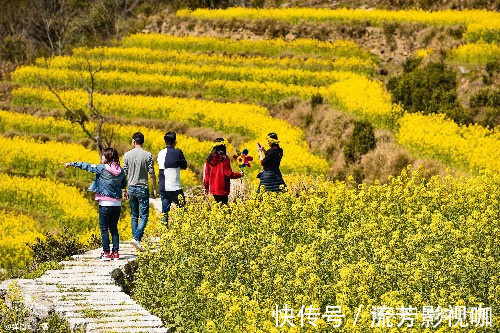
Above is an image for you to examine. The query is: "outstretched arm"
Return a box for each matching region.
[65,162,100,173]
[223,159,243,179]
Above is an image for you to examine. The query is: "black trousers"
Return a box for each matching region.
[213,195,228,205]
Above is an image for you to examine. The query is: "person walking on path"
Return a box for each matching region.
[203,138,244,205]
[157,131,187,228]
[65,148,127,261]
[257,132,286,193]
[123,132,157,251]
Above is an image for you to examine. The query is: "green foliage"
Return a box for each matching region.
[402,56,423,73]
[310,93,323,107]
[251,0,266,8]
[40,312,73,333]
[22,261,63,279]
[0,36,28,63]
[343,120,376,163]
[111,261,138,295]
[133,171,500,331]
[27,228,87,265]
[388,61,472,124]
[0,282,30,332]
[486,61,499,76]
[478,107,500,129]
[470,88,500,108]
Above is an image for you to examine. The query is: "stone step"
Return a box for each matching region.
[64,309,151,318]
[60,260,131,265]
[72,253,137,260]
[37,275,115,281]
[65,314,161,323]
[44,291,132,299]
[87,320,164,329]
[44,266,112,277]
[88,327,170,333]
[54,299,137,306]
[32,284,123,292]
[56,304,145,313]
[3,242,168,331]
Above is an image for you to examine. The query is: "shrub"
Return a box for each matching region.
[27,228,87,266]
[343,120,376,163]
[0,36,28,63]
[388,61,472,124]
[402,56,423,73]
[310,93,323,107]
[470,88,500,108]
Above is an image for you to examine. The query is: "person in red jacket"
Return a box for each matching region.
[203,138,244,205]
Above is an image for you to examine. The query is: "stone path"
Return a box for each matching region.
[0,241,170,332]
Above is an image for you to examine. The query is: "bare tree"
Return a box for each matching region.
[29,0,77,55]
[40,57,112,158]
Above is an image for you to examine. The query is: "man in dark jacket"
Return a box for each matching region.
[157,132,187,227]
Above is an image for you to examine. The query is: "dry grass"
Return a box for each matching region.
[270,99,449,183]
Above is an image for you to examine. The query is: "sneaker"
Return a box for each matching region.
[131,238,143,252]
[99,252,111,261]
[112,251,119,260]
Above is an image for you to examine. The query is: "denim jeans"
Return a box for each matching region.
[128,185,150,241]
[160,189,185,228]
[99,205,121,253]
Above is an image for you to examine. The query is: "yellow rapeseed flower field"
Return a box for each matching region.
[0,136,98,179]
[0,109,212,165]
[0,210,45,271]
[135,169,500,331]
[11,87,329,174]
[397,113,500,172]
[177,7,499,26]
[36,56,368,86]
[0,173,96,233]
[73,46,375,74]
[449,43,500,64]
[177,8,500,44]
[122,34,371,59]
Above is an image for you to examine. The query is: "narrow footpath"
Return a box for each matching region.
[1,199,169,332]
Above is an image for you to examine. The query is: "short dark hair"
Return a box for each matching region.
[132,132,144,145]
[164,131,176,145]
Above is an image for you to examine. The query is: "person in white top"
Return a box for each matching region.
[157,132,187,228]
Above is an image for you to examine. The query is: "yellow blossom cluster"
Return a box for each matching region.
[134,169,500,331]
[0,109,212,165]
[0,210,45,272]
[449,43,500,64]
[122,34,370,59]
[11,87,329,174]
[396,113,500,172]
[36,56,367,87]
[0,136,98,180]
[0,173,96,233]
[72,46,375,74]
[177,8,500,44]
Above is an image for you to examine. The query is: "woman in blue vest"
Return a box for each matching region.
[65,148,127,261]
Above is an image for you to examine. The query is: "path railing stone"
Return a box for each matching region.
[0,242,170,333]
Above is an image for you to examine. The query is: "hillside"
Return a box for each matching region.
[0,3,499,332]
